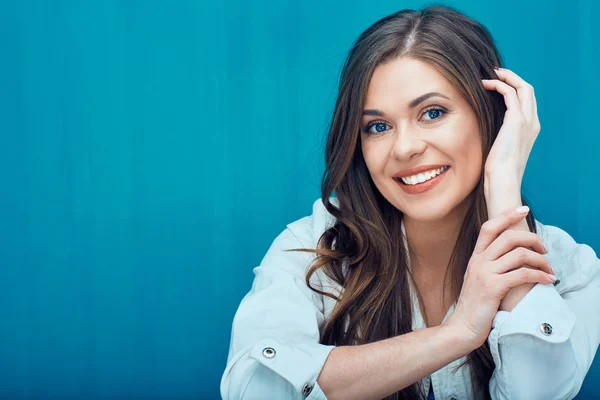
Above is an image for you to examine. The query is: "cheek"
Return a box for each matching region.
[361,141,386,172]
[458,133,484,178]
[463,138,482,162]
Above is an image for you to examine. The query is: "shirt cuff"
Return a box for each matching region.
[306,381,328,400]
[488,282,576,370]
[250,338,335,399]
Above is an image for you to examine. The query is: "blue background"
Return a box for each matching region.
[0,0,598,399]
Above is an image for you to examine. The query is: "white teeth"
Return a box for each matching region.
[400,166,448,185]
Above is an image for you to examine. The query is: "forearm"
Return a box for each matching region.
[484,172,535,312]
[317,325,474,400]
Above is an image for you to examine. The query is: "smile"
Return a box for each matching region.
[394,166,450,195]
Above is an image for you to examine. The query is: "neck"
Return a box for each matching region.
[403,199,472,275]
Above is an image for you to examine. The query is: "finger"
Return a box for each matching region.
[493,68,536,117]
[473,206,530,255]
[493,247,554,275]
[481,79,522,115]
[483,230,547,261]
[500,266,556,290]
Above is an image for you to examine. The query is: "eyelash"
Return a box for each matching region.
[362,106,449,135]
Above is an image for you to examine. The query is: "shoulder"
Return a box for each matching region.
[535,220,600,291]
[283,197,339,249]
[258,197,339,284]
[251,198,345,309]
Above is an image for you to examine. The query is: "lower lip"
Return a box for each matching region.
[395,167,450,195]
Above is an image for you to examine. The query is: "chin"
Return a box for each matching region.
[402,207,454,223]
[384,191,461,223]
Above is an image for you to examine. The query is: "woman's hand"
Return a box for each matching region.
[482,68,541,188]
[442,206,556,349]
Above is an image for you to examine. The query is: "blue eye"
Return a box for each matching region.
[363,121,391,135]
[362,106,448,135]
[422,107,446,121]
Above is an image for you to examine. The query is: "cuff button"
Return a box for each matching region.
[540,323,553,335]
[302,383,314,397]
[262,347,276,359]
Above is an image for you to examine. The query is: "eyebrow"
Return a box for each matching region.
[362,92,451,116]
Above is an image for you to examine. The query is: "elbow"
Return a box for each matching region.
[508,364,582,400]
[222,356,293,400]
[492,338,583,400]
[564,365,585,400]
[221,357,259,400]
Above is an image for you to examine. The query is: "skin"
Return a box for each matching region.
[360,56,483,281]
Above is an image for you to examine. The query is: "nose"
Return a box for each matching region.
[391,125,427,161]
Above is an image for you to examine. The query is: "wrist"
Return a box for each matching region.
[484,172,523,218]
[484,170,521,191]
[439,321,480,355]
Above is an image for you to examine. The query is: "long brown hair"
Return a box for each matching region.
[290,5,537,399]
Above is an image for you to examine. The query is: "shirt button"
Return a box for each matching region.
[301,382,314,397]
[262,347,276,359]
[553,278,561,286]
[540,323,553,335]
[450,397,457,400]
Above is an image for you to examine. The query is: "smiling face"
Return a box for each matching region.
[360,56,483,223]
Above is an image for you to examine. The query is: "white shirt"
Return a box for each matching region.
[221,197,600,400]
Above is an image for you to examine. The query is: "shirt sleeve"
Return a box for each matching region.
[220,225,336,400]
[488,223,600,400]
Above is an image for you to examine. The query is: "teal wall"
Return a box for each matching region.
[0,0,597,399]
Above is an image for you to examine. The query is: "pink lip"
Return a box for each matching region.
[395,167,450,195]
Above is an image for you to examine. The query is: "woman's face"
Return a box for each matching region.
[360,57,483,222]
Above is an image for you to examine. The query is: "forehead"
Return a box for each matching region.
[364,57,459,107]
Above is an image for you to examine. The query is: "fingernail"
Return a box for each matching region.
[515,206,529,214]
[543,243,549,253]
[548,274,557,281]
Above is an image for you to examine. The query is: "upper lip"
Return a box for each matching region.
[393,164,449,178]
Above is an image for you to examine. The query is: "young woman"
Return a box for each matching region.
[221,5,600,400]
